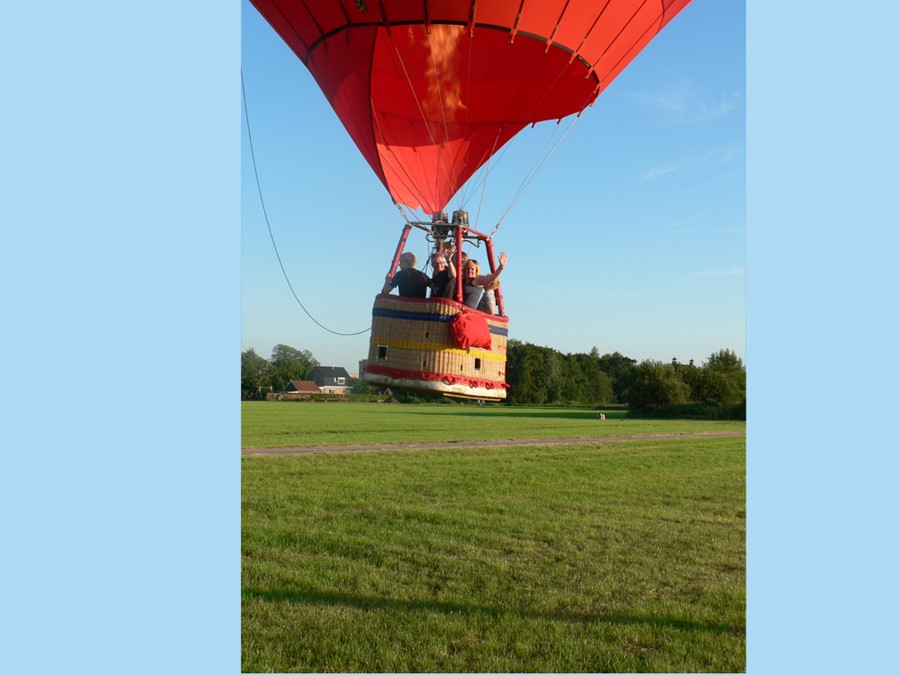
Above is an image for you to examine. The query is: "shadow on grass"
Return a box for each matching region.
[408,409,624,421]
[243,587,742,636]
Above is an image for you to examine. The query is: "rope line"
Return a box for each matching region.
[241,69,370,337]
[498,114,582,226]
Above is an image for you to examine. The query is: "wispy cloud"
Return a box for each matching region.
[642,144,743,180]
[691,267,745,278]
[642,158,690,179]
[625,79,741,126]
[710,144,742,163]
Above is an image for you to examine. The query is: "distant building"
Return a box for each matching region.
[266,380,320,400]
[309,366,353,396]
[285,380,320,397]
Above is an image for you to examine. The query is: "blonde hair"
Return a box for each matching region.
[398,252,417,269]
[484,278,500,290]
[463,259,480,275]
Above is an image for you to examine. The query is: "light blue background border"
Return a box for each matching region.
[4,2,899,673]
[747,1,899,673]
[4,2,239,672]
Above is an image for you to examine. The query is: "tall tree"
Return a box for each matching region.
[705,349,745,373]
[587,368,615,406]
[271,344,318,366]
[544,349,564,403]
[506,340,548,404]
[598,351,637,401]
[269,344,319,391]
[701,349,746,406]
[577,349,616,404]
[241,348,271,397]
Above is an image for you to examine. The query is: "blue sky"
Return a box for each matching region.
[241,0,746,373]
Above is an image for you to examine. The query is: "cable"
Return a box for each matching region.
[241,69,370,337]
[498,114,582,226]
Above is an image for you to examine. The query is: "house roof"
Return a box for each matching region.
[309,366,352,385]
[286,380,320,394]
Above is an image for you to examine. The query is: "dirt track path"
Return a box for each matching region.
[242,431,745,456]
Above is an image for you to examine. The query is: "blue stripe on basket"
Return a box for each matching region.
[372,308,508,337]
[373,308,453,322]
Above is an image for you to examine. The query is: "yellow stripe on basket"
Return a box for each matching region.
[371,337,506,361]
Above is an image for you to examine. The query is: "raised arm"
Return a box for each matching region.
[474,251,507,286]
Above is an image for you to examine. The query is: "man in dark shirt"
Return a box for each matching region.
[429,251,457,299]
[382,252,432,298]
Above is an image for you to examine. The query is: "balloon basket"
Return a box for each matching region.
[363,294,509,401]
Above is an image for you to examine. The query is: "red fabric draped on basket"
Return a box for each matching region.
[449,311,492,350]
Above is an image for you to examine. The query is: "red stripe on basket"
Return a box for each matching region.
[365,364,510,390]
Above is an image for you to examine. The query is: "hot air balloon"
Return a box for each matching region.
[249,0,694,400]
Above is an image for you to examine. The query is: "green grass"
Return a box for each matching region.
[242,436,745,672]
[241,401,745,448]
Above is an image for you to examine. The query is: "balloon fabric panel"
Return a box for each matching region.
[249,0,694,212]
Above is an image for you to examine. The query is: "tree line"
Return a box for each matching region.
[242,341,745,418]
[506,341,745,417]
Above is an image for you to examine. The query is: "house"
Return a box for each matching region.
[309,366,354,396]
[267,380,320,400]
[284,380,320,398]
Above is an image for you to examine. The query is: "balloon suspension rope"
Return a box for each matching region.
[241,69,370,336]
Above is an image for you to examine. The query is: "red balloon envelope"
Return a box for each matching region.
[251,0,692,214]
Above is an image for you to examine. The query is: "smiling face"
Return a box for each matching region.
[432,254,446,271]
[463,260,480,280]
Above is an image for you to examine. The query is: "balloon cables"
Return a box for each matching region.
[241,69,370,336]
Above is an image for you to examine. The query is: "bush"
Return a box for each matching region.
[630,401,745,420]
[622,361,691,413]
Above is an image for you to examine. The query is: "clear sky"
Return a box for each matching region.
[241,0,745,374]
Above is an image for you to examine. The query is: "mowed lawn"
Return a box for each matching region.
[242,406,745,673]
[241,401,745,448]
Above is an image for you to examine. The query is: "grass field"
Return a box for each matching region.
[241,401,746,448]
[242,404,745,672]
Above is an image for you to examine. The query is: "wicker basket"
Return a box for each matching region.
[363,294,509,400]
